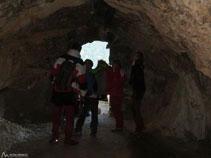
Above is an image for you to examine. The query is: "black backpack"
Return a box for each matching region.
[55,55,82,90]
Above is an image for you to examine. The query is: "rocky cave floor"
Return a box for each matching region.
[8,101,211,158]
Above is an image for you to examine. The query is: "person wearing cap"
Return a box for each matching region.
[49,43,87,145]
[129,51,146,133]
[106,59,126,132]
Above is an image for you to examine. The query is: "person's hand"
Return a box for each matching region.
[133,54,139,61]
[80,97,85,103]
[106,91,111,95]
[131,53,139,66]
[50,75,54,83]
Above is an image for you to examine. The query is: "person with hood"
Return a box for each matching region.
[129,51,146,133]
[106,59,126,132]
[49,43,87,146]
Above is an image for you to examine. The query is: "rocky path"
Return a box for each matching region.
[8,101,211,158]
[9,115,133,158]
[8,101,134,158]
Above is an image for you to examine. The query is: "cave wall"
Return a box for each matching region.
[105,0,211,78]
[0,0,211,140]
[142,52,209,140]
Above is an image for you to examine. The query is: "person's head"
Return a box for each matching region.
[85,59,93,71]
[111,59,121,68]
[133,51,144,66]
[97,60,107,67]
[72,42,82,52]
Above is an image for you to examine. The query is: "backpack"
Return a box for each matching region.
[55,56,76,90]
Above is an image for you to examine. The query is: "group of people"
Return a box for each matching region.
[49,43,146,146]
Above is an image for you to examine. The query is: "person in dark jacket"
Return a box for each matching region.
[75,59,99,136]
[49,43,87,146]
[129,51,146,133]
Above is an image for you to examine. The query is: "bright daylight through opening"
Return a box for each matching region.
[81,41,110,68]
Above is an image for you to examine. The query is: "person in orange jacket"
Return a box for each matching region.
[106,59,126,132]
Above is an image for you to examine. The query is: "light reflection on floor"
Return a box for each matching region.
[97,95,110,115]
[98,100,110,115]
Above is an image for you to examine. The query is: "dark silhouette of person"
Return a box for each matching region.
[129,51,146,133]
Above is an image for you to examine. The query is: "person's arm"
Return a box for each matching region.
[50,58,63,83]
[129,65,135,85]
[50,68,56,82]
[105,66,112,94]
[75,63,87,101]
[120,69,126,84]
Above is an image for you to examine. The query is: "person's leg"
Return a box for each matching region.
[115,96,123,129]
[132,93,144,132]
[75,100,89,132]
[51,104,62,142]
[110,96,123,129]
[64,105,77,145]
[90,98,99,135]
[74,100,80,117]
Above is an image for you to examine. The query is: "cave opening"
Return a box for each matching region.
[81,41,110,68]
[80,40,111,114]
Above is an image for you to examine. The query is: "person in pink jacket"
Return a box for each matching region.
[106,59,126,132]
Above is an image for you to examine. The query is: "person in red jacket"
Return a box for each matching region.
[49,43,87,145]
[106,59,126,132]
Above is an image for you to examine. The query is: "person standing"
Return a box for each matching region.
[49,43,87,145]
[91,60,108,101]
[129,51,146,133]
[75,59,99,136]
[107,59,126,132]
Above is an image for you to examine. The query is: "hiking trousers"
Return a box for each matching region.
[76,97,99,134]
[52,104,74,143]
[110,96,124,128]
